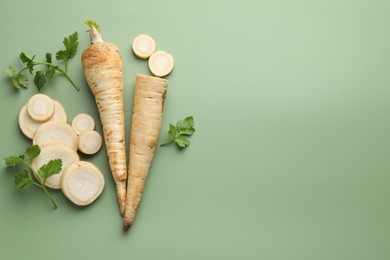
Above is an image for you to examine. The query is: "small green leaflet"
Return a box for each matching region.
[34,71,47,90]
[161,116,196,148]
[24,144,40,162]
[4,156,25,166]
[15,170,34,188]
[3,66,28,89]
[37,159,62,179]
[175,136,190,148]
[56,32,79,63]
[168,124,177,137]
[45,53,56,79]
[19,52,35,74]
[176,116,195,136]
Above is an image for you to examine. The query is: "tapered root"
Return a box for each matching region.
[123,74,168,231]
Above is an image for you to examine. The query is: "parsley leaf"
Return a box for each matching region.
[24,145,40,162]
[56,32,79,71]
[44,53,56,79]
[20,52,35,74]
[34,71,46,90]
[175,136,190,148]
[38,159,62,179]
[177,116,195,136]
[3,66,29,89]
[168,124,177,139]
[3,145,60,208]
[161,116,196,148]
[4,156,25,166]
[15,170,34,188]
[4,66,18,77]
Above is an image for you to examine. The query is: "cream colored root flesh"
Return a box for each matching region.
[82,42,127,216]
[123,74,168,231]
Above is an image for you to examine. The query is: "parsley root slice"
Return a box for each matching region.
[123,74,168,231]
[82,20,127,216]
[132,34,156,59]
[27,94,55,123]
[71,113,95,134]
[148,50,174,77]
[60,161,105,206]
[31,143,80,189]
[33,121,78,151]
[19,104,42,139]
[77,130,102,155]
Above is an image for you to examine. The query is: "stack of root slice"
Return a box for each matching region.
[18,93,104,206]
[123,74,168,231]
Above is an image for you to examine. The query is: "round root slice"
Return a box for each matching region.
[132,34,156,59]
[148,50,174,77]
[19,104,41,139]
[72,113,95,135]
[60,161,105,206]
[51,100,68,123]
[78,130,102,155]
[33,121,78,150]
[32,143,80,189]
[27,94,54,123]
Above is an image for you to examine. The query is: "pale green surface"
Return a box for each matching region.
[0,0,389,259]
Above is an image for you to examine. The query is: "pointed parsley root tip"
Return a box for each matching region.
[123,222,132,232]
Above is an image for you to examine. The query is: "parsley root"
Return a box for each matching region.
[123,74,168,231]
[82,20,127,216]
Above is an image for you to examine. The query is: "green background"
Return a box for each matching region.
[0,0,389,259]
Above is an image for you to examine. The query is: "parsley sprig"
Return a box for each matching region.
[4,145,62,209]
[161,116,195,148]
[3,32,80,91]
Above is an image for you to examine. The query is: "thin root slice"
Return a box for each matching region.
[33,121,78,150]
[148,51,174,77]
[132,34,156,59]
[77,130,102,155]
[72,113,95,135]
[32,143,80,189]
[19,104,41,139]
[27,94,54,123]
[60,161,105,206]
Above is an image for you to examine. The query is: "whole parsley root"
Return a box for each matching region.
[3,32,80,91]
[82,20,127,216]
[3,145,62,208]
[123,74,168,232]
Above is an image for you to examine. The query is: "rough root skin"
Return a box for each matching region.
[123,74,168,231]
[82,42,127,216]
